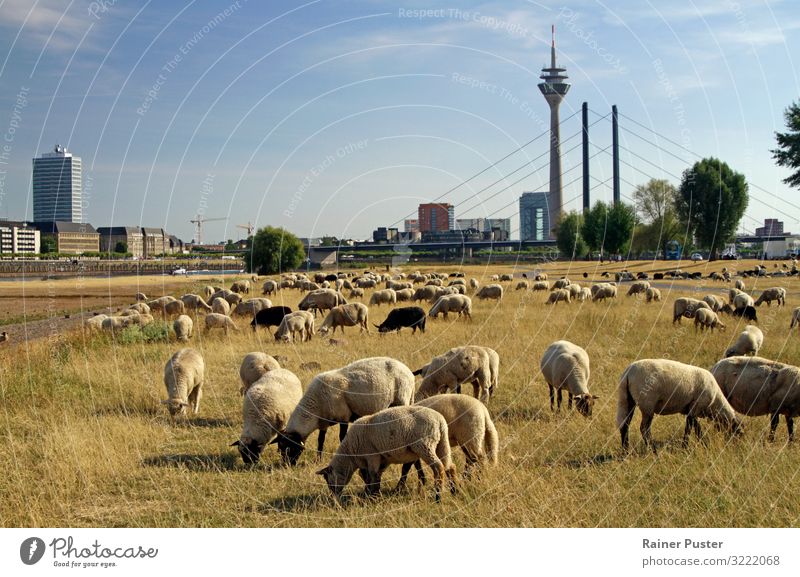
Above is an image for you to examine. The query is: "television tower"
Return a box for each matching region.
[538,25,570,235]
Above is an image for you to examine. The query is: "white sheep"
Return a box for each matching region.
[427,294,472,320]
[672,297,710,323]
[274,311,311,342]
[163,348,205,417]
[567,283,582,298]
[617,358,743,451]
[626,280,650,296]
[575,287,592,302]
[546,289,571,305]
[415,345,498,402]
[84,314,109,332]
[125,302,151,315]
[754,287,786,307]
[645,287,661,303]
[733,292,755,310]
[532,281,549,291]
[469,278,479,290]
[239,351,281,395]
[180,294,212,313]
[591,283,617,302]
[316,405,456,502]
[135,292,148,302]
[101,316,133,333]
[790,307,800,331]
[349,287,364,299]
[475,284,503,300]
[232,368,303,464]
[369,289,397,307]
[211,297,231,316]
[173,314,193,342]
[318,303,369,335]
[298,288,346,317]
[694,308,725,332]
[702,294,725,312]
[724,325,763,358]
[232,298,272,318]
[734,279,745,291]
[204,313,239,335]
[515,280,529,291]
[394,288,414,302]
[276,357,415,465]
[711,356,800,442]
[262,280,278,295]
[540,340,597,417]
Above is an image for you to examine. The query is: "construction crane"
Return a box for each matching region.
[190,215,227,245]
[237,221,255,238]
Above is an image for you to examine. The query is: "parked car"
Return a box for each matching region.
[171,267,187,275]
[690,252,704,261]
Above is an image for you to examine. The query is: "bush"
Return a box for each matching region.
[117,322,171,344]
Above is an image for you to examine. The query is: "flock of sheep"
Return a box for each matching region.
[84,266,800,504]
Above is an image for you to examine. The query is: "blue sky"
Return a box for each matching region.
[0,0,799,242]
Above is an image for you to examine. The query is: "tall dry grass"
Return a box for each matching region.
[2,261,800,527]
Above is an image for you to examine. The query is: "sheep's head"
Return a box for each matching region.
[162,399,189,417]
[574,394,599,418]
[272,431,305,465]
[231,437,264,465]
[316,465,349,501]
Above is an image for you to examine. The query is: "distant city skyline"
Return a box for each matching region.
[1,1,799,242]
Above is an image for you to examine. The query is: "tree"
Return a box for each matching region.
[114,241,128,254]
[604,202,636,255]
[772,101,800,188]
[320,236,339,247]
[555,211,585,260]
[675,157,748,260]
[581,202,608,254]
[633,178,677,224]
[40,236,56,254]
[246,226,305,275]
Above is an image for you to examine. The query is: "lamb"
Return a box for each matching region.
[694,308,725,332]
[724,325,763,358]
[710,356,800,441]
[645,287,661,303]
[348,288,364,299]
[546,289,571,305]
[754,287,786,307]
[238,352,281,395]
[173,314,193,342]
[231,368,303,464]
[211,297,231,316]
[532,281,549,291]
[515,280,529,291]
[180,294,213,313]
[298,288,347,317]
[540,340,597,417]
[427,294,472,320]
[415,345,499,402]
[162,348,205,417]
[318,303,370,335]
[275,357,416,465]
[274,311,312,342]
[616,358,743,451]
[369,289,397,307]
[790,307,800,331]
[672,297,710,323]
[261,280,278,296]
[626,281,650,296]
[475,284,503,300]
[702,294,725,312]
[204,313,239,335]
[591,283,617,302]
[316,406,456,503]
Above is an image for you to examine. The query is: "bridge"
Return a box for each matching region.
[310,238,557,258]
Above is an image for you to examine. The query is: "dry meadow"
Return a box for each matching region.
[2,260,800,527]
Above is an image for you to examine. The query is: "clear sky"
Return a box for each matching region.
[0,0,798,243]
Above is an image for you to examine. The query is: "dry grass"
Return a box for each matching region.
[2,260,800,527]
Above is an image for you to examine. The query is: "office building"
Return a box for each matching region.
[32,144,82,223]
[0,220,40,254]
[34,221,99,254]
[97,227,144,257]
[418,203,454,232]
[520,192,550,241]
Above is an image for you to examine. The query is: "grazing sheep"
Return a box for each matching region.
[394,288,414,302]
[790,307,800,331]
[375,306,426,334]
[162,348,205,417]
[125,302,151,315]
[532,281,549,291]
[754,287,786,307]
[230,280,251,294]
[276,357,416,465]
[232,298,271,318]
[147,296,177,316]
[469,278,479,290]
[534,273,548,281]
[316,406,456,503]
[575,287,592,302]
[616,359,743,451]
[725,325,763,357]
[540,340,597,417]
[567,283,582,298]
[553,278,571,290]
[274,311,312,342]
[204,313,239,335]
[475,284,503,300]
[348,288,364,299]
[412,285,441,303]
[211,297,231,316]
[415,345,498,402]
[515,280,529,291]
[251,305,292,333]
[735,279,745,291]
[733,292,755,310]
[163,299,185,318]
[428,294,472,320]
[180,294,213,313]
[262,280,278,296]
[211,288,243,306]
[645,287,661,303]
[319,303,370,335]
[173,314,193,342]
[694,308,725,332]
[84,314,109,332]
[702,294,725,312]
[499,274,513,282]
[369,289,397,307]
[591,283,617,302]
[232,368,303,464]
[135,292,148,302]
[239,352,281,395]
[729,287,744,304]
[711,356,800,441]
[298,288,347,317]
[546,289,571,305]
[672,297,710,323]
[101,316,133,333]
[626,281,650,296]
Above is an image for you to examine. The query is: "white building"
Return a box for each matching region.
[0,221,40,255]
[32,144,82,223]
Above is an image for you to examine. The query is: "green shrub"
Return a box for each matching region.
[117,322,171,344]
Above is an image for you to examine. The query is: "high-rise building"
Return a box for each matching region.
[486,218,511,238]
[418,203,454,232]
[520,192,550,242]
[404,219,419,233]
[455,218,485,232]
[32,144,82,223]
[538,26,569,238]
[755,218,787,237]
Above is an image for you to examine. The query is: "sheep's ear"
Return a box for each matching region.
[230,440,241,447]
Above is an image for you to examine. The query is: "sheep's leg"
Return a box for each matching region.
[317,427,328,457]
[556,389,563,412]
[769,412,780,442]
[549,385,555,411]
[568,392,573,411]
[640,413,654,453]
[471,380,481,400]
[682,415,695,447]
[787,416,794,442]
[414,444,444,502]
[188,385,202,415]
